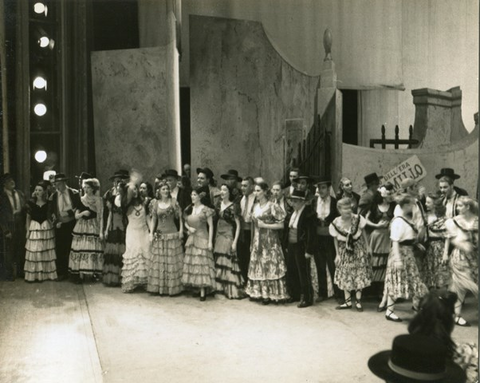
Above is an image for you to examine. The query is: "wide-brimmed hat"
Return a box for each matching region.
[75,172,93,180]
[287,189,307,200]
[109,169,129,181]
[364,172,380,185]
[314,176,331,186]
[197,167,214,180]
[161,169,180,179]
[435,168,460,180]
[368,334,466,383]
[53,173,69,182]
[221,169,242,182]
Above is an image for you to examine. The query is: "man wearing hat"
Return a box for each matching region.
[48,173,81,280]
[221,169,242,204]
[283,168,299,199]
[296,174,315,205]
[359,172,380,216]
[197,167,220,207]
[311,176,342,302]
[162,169,191,211]
[238,176,255,282]
[368,334,466,382]
[0,173,27,280]
[103,170,129,230]
[284,189,316,307]
[436,168,468,218]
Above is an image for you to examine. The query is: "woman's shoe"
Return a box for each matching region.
[200,295,206,302]
[355,301,363,312]
[385,309,402,322]
[377,304,387,312]
[335,298,352,310]
[455,316,471,327]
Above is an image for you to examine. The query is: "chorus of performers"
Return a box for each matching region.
[1,167,478,323]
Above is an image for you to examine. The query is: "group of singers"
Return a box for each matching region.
[0,166,477,325]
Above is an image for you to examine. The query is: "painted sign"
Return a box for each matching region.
[382,155,427,190]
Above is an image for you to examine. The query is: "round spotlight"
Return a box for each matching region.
[35,150,47,163]
[43,170,56,181]
[34,103,47,116]
[38,36,50,48]
[34,2,48,15]
[33,76,47,90]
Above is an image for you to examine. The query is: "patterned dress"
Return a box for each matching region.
[24,201,57,282]
[147,199,184,296]
[68,195,104,277]
[214,202,245,299]
[384,217,428,301]
[422,216,450,289]
[329,214,372,291]
[445,217,478,298]
[245,202,289,302]
[102,194,126,286]
[121,201,150,292]
[181,206,216,291]
[368,202,395,282]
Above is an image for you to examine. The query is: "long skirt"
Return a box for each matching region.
[68,219,104,277]
[102,228,125,286]
[182,234,216,291]
[24,220,57,282]
[147,232,184,296]
[121,227,150,293]
[334,238,372,291]
[422,238,450,289]
[384,245,428,301]
[449,248,478,298]
[214,234,245,299]
[369,228,390,282]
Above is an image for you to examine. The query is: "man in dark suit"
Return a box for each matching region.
[48,173,81,281]
[436,168,468,218]
[0,173,27,280]
[284,189,316,308]
[162,169,192,211]
[358,172,380,216]
[196,167,220,208]
[238,176,255,283]
[311,177,341,302]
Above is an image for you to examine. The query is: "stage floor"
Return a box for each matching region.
[0,280,477,383]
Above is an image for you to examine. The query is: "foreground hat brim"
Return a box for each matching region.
[435,174,460,180]
[54,177,69,182]
[220,175,242,182]
[368,350,466,383]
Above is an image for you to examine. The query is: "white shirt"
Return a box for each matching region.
[58,189,73,215]
[241,194,255,224]
[170,186,179,201]
[444,191,459,218]
[394,200,425,231]
[316,196,331,220]
[289,204,306,229]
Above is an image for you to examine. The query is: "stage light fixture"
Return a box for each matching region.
[33,2,48,16]
[38,36,55,49]
[34,150,47,163]
[34,103,47,116]
[33,76,47,90]
[43,170,56,181]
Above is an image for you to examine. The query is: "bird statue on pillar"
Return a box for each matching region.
[323,29,333,62]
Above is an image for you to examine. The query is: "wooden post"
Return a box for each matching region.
[381,125,386,149]
[394,125,399,149]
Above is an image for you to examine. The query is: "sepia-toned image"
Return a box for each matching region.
[0,1,478,382]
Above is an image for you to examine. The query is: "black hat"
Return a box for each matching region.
[197,167,214,180]
[162,169,180,179]
[0,173,13,183]
[368,334,466,383]
[297,174,312,183]
[436,168,460,180]
[314,176,331,186]
[288,189,307,200]
[109,169,129,181]
[53,173,69,182]
[364,172,380,185]
[221,169,242,182]
[75,172,93,180]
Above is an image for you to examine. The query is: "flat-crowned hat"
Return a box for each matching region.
[435,168,460,180]
[53,173,69,182]
[368,334,466,383]
[297,174,312,183]
[221,169,242,182]
[400,177,417,189]
[197,167,214,179]
[364,172,380,185]
[109,169,129,181]
[287,189,307,200]
[314,176,331,186]
[162,169,180,179]
[75,172,93,180]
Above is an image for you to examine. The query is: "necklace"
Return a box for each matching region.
[133,204,143,217]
